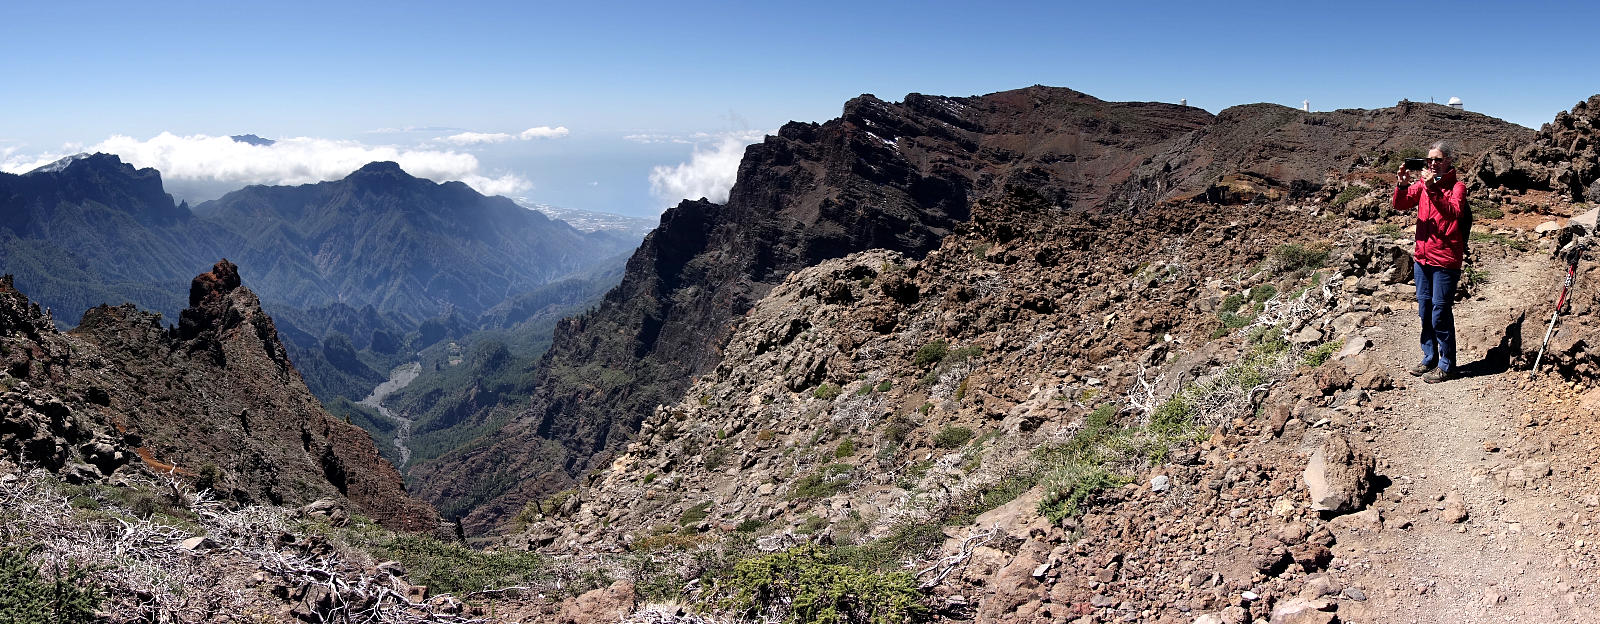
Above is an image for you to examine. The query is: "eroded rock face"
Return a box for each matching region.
[1303,433,1378,513]
[1472,95,1600,200]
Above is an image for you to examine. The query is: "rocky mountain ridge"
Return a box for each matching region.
[414,86,1547,536]
[0,260,436,530]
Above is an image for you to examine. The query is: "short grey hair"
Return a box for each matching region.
[1430,140,1457,160]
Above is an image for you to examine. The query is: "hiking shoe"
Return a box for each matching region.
[1422,367,1456,384]
[1408,362,1435,377]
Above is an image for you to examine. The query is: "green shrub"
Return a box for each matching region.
[681,501,713,527]
[720,546,928,624]
[833,439,856,458]
[813,383,842,400]
[1037,466,1130,523]
[1302,339,1344,368]
[358,533,549,595]
[1470,198,1504,219]
[1333,185,1370,207]
[0,547,101,624]
[932,426,974,449]
[1376,223,1406,238]
[735,518,766,533]
[706,446,731,471]
[796,514,827,534]
[791,464,855,500]
[1219,293,1245,313]
[1270,242,1332,273]
[875,380,893,393]
[642,472,658,484]
[912,341,948,367]
[1249,284,1276,303]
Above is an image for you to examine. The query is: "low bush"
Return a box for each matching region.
[680,501,713,527]
[719,546,927,624]
[1270,242,1332,273]
[1302,339,1344,368]
[932,426,974,449]
[0,546,101,624]
[912,341,948,367]
[812,383,842,400]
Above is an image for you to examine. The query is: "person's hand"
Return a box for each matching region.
[1396,165,1411,187]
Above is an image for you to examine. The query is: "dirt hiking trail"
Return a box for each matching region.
[1335,252,1600,623]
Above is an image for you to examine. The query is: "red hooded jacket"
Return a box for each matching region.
[1393,168,1468,269]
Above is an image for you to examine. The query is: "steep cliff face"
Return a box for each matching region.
[0,261,436,531]
[412,86,1220,532]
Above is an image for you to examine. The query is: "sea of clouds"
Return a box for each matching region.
[0,128,571,197]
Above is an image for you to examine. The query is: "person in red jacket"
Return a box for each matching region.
[1393,141,1469,383]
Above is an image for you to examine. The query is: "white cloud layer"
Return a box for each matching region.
[437,126,569,145]
[648,132,768,209]
[0,133,531,196]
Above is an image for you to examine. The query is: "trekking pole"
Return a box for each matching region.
[1530,236,1588,378]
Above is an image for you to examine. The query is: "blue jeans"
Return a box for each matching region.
[1415,261,1460,372]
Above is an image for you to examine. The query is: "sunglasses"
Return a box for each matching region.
[1426,157,1449,163]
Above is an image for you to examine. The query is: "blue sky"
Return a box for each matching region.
[4,1,1598,217]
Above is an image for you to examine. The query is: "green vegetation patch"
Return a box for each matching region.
[718,546,928,624]
[0,546,101,624]
[348,529,551,595]
[1301,339,1344,368]
[812,383,842,400]
[791,464,855,500]
[1333,184,1370,207]
[1470,231,1527,252]
[912,340,948,367]
[1269,241,1332,274]
[932,426,974,449]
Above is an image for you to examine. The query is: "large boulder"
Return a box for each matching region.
[1303,433,1378,513]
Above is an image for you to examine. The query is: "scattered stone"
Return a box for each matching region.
[1341,587,1368,602]
[1536,220,1562,235]
[1483,589,1507,606]
[1329,509,1382,532]
[1091,594,1117,608]
[179,536,218,552]
[1441,491,1469,523]
[1334,336,1371,360]
[1151,475,1171,492]
[557,580,637,624]
[1303,433,1377,512]
[1269,597,1335,624]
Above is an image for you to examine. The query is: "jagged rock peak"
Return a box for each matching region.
[188,259,242,307]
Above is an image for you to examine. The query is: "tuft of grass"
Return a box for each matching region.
[1470,231,1527,252]
[812,383,842,400]
[932,426,974,449]
[791,464,855,500]
[1333,185,1370,207]
[1302,339,1344,368]
[680,501,713,527]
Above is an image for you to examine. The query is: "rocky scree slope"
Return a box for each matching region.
[507,178,1584,622]
[0,260,436,530]
[416,86,1539,536]
[413,86,1222,532]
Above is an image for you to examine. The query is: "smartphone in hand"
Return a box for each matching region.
[1404,158,1427,171]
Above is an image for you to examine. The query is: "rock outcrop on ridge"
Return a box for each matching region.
[0,260,436,530]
